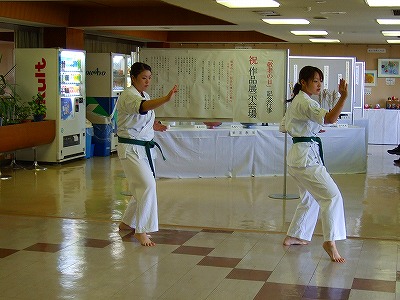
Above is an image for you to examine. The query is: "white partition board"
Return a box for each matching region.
[289,56,356,114]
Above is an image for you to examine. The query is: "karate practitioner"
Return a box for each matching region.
[117,62,178,246]
[280,66,348,263]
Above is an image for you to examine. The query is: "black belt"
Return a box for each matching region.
[118,136,166,178]
[292,136,324,165]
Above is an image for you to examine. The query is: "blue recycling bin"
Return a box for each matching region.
[92,124,112,156]
[85,127,94,159]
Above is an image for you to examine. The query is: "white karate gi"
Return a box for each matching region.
[280,91,346,242]
[116,86,159,233]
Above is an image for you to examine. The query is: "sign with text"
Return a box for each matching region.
[139,49,288,123]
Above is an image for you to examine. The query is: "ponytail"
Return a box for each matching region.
[287,83,302,102]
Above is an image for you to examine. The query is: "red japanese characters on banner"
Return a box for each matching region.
[248,56,258,118]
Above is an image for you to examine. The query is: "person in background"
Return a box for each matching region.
[116,62,178,246]
[279,66,348,263]
[387,144,400,165]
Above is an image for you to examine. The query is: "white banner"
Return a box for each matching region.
[140,49,288,123]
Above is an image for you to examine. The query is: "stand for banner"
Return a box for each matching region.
[268,131,299,200]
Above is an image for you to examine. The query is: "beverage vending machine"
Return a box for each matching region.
[86,52,127,154]
[15,48,86,163]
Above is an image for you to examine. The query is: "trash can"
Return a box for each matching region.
[92,123,112,156]
[85,126,94,159]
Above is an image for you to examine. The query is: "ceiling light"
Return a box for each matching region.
[262,19,309,24]
[382,31,400,36]
[320,11,346,15]
[377,19,400,24]
[387,39,400,43]
[291,30,328,35]
[216,0,280,8]
[365,0,400,7]
[309,38,340,43]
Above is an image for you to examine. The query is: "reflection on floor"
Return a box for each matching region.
[0,145,399,299]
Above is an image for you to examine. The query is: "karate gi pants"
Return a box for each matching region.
[287,164,346,242]
[120,151,158,233]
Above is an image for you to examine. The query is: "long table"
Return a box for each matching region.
[362,109,400,145]
[154,125,367,178]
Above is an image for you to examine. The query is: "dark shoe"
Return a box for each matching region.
[387,145,400,155]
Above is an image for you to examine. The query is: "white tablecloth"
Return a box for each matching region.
[363,109,400,145]
[154,126,366,178]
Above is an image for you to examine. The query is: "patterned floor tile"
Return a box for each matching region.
[197,256,241,268]
[226,268,272,281]
[0,248,19,258]
[23,243,63,253]
[201,229,234,234]
[172,245,214,256]
[351,278,396,293]
[254,282,307,299]
[303,286,350,300]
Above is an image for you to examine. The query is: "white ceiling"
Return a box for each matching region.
[160,0,400,44]
[1,0,400,44]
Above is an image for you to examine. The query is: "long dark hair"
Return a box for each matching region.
[287,66,323,102]
[130,62,151,78]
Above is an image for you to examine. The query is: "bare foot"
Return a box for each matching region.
[119,222,135,231]
[134,233,156,247]
[323,241,345,263]
[283,236,309,246]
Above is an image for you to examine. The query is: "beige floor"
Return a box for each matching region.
[0,144,399,299]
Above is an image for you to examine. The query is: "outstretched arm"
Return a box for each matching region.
[141,85,178,112]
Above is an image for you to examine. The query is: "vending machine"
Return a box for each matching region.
[15,48,86,163]
[86,53,127,153]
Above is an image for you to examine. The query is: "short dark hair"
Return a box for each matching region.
[130,62,151,78]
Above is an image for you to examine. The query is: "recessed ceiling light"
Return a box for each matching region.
[262,19,310,24]
[309,38,340,43]
[387,39,400,43]
[365,0,400,7]
[313,16,328,20]
[320,11,346,15]
[216,0,280,8]
[382,30,400,36]
[291,30,328,35]
[377,19,400,25]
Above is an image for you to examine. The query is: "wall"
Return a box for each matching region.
[0,41,15,81]
[171,43,400,108]
[2,39,400,108]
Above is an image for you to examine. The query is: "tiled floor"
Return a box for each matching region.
[0,144,399,299]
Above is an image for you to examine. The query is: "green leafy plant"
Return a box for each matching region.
[28,93,47,119]
[15,103,32,122]
[0,73,30,125]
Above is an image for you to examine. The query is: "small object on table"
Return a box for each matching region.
[203,122,222,129]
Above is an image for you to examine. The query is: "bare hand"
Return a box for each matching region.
[338,79,348,100]
[153,121,167,132]
[167,85,178,100]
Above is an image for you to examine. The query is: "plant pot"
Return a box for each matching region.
[0,120,55,153]
[33,114,45,122]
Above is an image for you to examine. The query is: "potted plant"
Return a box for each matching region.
[28,93,47,122]
[0,74,32,125]
[14,103,32,123]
